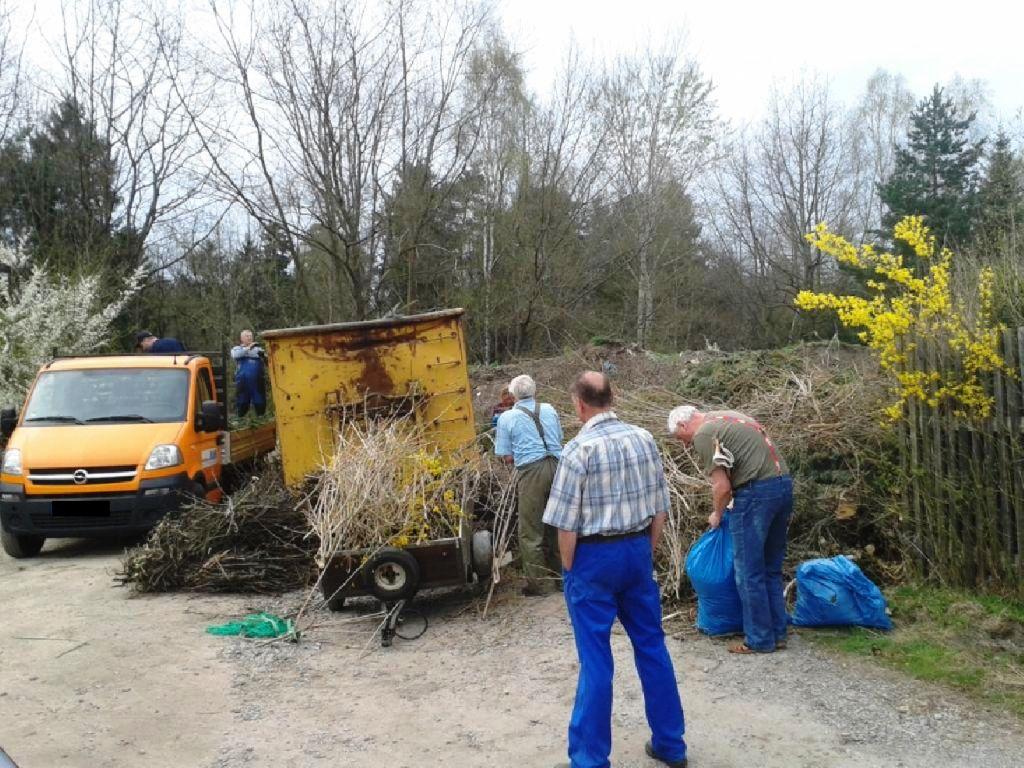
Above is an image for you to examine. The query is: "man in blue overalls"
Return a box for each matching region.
[545,371,686,768]
[230,329,266,417]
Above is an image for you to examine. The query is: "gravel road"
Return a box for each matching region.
[1,540,1021,767]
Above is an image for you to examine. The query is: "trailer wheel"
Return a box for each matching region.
[1,530,44,558]
[362,548,420,602]
[471,530,493,580]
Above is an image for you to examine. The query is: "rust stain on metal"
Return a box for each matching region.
[354,344,394,395]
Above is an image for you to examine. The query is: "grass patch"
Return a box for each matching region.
[803,585,1024,718]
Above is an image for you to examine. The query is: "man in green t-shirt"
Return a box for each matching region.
[668,406,793,655]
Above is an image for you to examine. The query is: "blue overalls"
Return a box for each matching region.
[233,350,266,417]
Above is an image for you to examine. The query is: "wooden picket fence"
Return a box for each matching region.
[901,329,1024,590]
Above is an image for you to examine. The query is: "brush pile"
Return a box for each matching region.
[304,416,481,568]
[477,341,902,600]
[121,342,901,601]
[117,473,316,593]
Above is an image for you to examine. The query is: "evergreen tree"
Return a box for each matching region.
[975,131,1024,258]
[0,97,122,278]
[879,85,984,253]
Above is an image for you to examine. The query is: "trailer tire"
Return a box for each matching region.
[362,548,420,602]
[471,530,493,580]
[1,530,44,558]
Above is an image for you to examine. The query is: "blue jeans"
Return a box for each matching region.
[563,536,686,768]
[728,475,793,652]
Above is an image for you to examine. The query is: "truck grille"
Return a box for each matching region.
[28,466,137,486]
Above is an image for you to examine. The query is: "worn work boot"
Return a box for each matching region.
[645,741,687,768]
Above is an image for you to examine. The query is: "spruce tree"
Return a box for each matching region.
[975,131,1024,258]
[879,85,984,253]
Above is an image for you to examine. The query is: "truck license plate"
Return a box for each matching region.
[52,500,111,517]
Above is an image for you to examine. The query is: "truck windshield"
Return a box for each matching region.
[23,369,190,425]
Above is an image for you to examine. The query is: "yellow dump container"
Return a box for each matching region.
[262,309,476,486]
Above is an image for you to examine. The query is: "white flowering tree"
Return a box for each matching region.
[0,241,143,408]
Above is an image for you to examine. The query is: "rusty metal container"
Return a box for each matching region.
[261,309,476,487]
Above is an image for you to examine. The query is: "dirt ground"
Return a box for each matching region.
[2,541,1023,768]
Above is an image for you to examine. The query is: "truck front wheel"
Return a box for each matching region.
[1,530,45,558]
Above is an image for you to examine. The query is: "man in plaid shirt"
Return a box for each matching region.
[544,371,686,768]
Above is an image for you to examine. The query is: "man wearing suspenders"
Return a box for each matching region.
[495,374,564,596]
[668,406,793,654]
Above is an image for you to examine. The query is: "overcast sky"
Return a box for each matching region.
[13,0,1024,129]
[499,0,1024,126]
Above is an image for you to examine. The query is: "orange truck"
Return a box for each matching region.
[0,352,275,558]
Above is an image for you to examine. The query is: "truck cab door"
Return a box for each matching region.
[191,365,223,496]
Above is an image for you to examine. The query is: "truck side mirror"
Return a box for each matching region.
[0,409,17,438]
[198,401,224,433]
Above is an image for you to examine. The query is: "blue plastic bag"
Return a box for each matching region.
[790,555,892,630]
[685,516,744,636]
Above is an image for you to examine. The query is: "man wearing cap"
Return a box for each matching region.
[135,330,186,353]
[545,371,686,768]
[494,374,564,596]
[668,405,792,655]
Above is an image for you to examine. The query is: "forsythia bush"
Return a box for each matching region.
[391,451,465,547]
[795,216,1008,421]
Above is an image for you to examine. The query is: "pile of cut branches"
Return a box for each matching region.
[117,473,316,593]
[304,416,481,568]
[480,342,902,599]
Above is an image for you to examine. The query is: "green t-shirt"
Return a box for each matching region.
[692,410,788,489]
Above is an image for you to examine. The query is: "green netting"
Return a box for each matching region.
[206,612,294,639]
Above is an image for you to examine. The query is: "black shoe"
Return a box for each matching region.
[645,741,687,768]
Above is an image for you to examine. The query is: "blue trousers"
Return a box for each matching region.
[235,372,266,417]
[563,535,686,768]
[729,475,793,652]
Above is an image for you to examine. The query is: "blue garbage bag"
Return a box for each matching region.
[685,517,744,636]
[790,555,892,630]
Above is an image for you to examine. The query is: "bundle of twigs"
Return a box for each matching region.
[117,473,316,593]
[475,453,518,616]
[304,415,480,567]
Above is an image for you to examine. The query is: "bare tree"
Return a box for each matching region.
[460,31,529,360]
[184,0,493,323]
[598,39,717,348]
[51,0,211,270]
[712,75,862,341]
[852,69,914,236]
[0,0,24,145]
[503,44,604,355]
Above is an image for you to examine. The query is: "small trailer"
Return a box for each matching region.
[261,309,491,644]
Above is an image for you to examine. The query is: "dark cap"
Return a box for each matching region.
[134,330,155,349]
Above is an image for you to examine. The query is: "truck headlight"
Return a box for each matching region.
[145,445,183,470]
[1,448,22,476]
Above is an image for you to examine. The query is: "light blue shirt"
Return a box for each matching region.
[494,398,563,467]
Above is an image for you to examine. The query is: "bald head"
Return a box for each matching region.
[572,371,613,409]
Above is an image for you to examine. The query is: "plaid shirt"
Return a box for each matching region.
[543,411,671,536]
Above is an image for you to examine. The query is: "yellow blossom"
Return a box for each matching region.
[798,216,1010,421]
